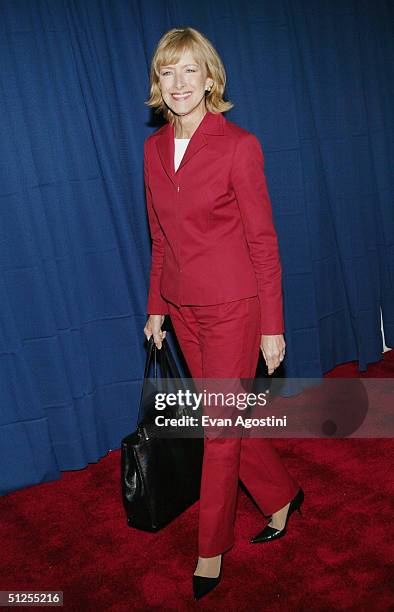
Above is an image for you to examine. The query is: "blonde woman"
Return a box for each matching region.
[143,27,304,601]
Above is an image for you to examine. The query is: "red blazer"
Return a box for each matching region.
[143,110,284,334]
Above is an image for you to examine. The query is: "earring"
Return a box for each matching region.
[205,83,213,92]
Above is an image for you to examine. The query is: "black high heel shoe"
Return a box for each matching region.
[251,487,304,544]
[192,554,223,601]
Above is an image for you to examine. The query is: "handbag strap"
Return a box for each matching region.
[137,336,157,425]
[160,338,182,379]
[160,338,190,395]
[136,335,188,427]
[143,335,157,380]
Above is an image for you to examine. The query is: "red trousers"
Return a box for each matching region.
[166,295,299,557]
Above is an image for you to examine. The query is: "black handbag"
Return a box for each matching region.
[121,336,204,531]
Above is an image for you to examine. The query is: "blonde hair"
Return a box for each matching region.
[145,27,234,124]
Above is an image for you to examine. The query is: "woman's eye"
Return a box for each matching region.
[161,69,196,75]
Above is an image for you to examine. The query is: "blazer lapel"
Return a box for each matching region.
[156,111,224,186]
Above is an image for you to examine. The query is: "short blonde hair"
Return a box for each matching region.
[145,27,234,124]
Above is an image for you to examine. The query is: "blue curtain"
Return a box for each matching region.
[0,0,393,495]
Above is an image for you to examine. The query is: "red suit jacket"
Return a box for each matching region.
[143,110,284,335]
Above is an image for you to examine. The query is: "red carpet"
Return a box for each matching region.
[1,352,394,610]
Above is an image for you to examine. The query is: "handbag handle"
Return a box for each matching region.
[136,335,174,424]
[143,335,157,380]
[160,338,193,402]
[136,335,189,431]
[160,338,182,379]
[137,335,197,440]
[136,336,157,427]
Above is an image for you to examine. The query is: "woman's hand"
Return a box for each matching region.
[260,334,286,375]
[144,315,166,349]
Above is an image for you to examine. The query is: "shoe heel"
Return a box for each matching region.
[251,488,304,544]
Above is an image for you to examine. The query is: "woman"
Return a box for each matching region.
[143,27,304,601]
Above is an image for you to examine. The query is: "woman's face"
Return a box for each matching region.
[158,49,213,118]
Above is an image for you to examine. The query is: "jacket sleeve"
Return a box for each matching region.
[230,133,284,334]
[144,139,169,315]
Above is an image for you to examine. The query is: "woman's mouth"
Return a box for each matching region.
[171,92,192,101]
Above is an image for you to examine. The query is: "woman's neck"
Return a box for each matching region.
[173,108,207,139]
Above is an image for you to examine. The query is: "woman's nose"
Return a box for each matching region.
[175,76,186,88]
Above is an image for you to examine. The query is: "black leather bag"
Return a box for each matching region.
[121,336,204,531]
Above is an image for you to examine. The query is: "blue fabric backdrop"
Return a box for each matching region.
[0,0,393,495]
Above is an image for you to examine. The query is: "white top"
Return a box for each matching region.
[174,138,190,171]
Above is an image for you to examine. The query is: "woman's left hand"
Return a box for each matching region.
[260,334,286,375]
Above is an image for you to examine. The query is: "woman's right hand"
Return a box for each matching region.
[144,315,166,349]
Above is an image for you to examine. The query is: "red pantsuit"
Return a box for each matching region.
[167,296,299,557]
[144,110,300,556]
